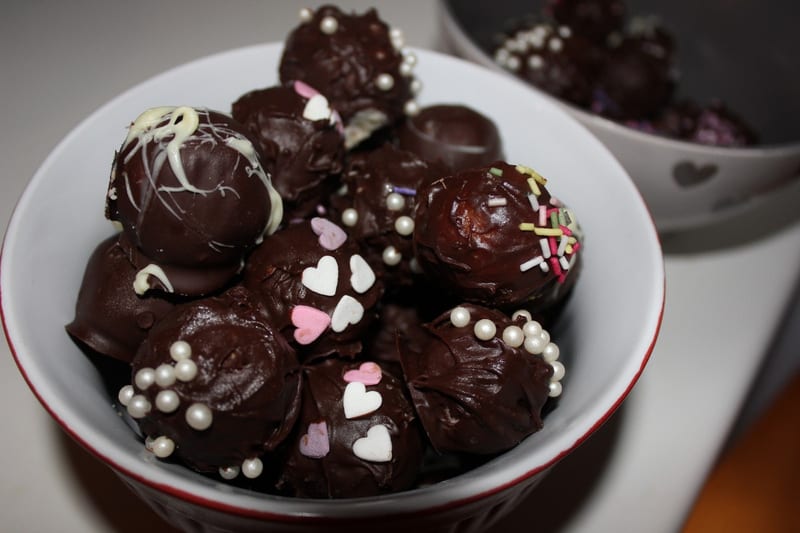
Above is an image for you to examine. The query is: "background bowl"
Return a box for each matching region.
[2,43,663,532]
[440,0,800,233]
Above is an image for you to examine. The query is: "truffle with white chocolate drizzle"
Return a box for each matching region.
[107,106,283,297]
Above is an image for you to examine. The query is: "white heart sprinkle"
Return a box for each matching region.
[302,255,339,296]
[343,381,382,419]
[349,254,376,294]
[352,424,392,462]
[303,93,333,122]
[330,295,364,332]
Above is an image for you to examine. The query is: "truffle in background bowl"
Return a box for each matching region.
[440,0,800,233]
[2,43,663,532]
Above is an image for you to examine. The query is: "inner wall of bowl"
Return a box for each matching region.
[3,44,662,514]
[445,0,800,144]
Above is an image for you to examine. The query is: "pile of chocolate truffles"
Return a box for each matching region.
[492,0,757,146]
[67,4,582,499]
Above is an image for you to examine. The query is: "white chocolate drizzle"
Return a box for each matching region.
[133,263,174,295]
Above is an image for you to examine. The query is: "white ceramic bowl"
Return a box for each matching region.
[440,1,800,233]
[2,43,664,532]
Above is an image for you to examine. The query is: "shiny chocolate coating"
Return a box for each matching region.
[278,358,424,498]
[243,218,383,361]
[546,0,627,44]
[396,104,504,174]
[279,5,418,148]
[232,83,346,220]
[107,106,282,297]
[130,286,301,474]
[414,161,583,310]
[399,304,554,454]
[329,143,445,289]
[66,234,175,363]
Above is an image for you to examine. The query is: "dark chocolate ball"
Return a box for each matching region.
[546,0,627,44]
[655,100,758,147]
[399,304,560,454]
[124,286,301,477]
[243,218,384,361]
[106,106,283,297]
[278,358,425,498]
[66,234,176,363]
[413,161,583,310]
[396,104,504,174]
[279,5,420,148]
[231,82,346,220]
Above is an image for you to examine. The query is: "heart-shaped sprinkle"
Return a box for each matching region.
[311,217,347,250]
[349,254,376,293]
[330,295,364,332]
[343,362,382,386]
[299,421,330,459]
[302,255,339,296]
[303,93,333,122]
[352,424,392,462]
[673,161,718,187]
[293,80,320,99]
[291,305,330,345]
[343,381,382,419]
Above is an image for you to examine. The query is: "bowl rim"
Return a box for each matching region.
[439,0,800,155]
[1,41,666,523]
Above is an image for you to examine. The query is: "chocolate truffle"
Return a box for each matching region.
[231,82,346,220]
[106,106,283,297]
[243,218,383,361]
[121,286,301,477]
[396,104,504,174]
[654,99,758,147]
[546,0,626,44]
[329,143,445,288]
[66,234,176,363]
[278,358,424,498]
[399,304,562,454]
[494,22,602,107]
[414,162,583,310]
[279,5,421,148]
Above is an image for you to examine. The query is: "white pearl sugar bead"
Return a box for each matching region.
[219,466,240,480]
[320,16,338,34]
[118,385,134,406]
[410,79,423,94]
[394,215,415,236]
[376,73,394,91]
[502,325,524,348]
[549,381,563,398]
[522,320,542,338]
[169,340,192,361]
[409,257,423,274]
[299,7,313,22]
[551,360,566,381]
[155,390,180,413]
[538,329,551,346]
[151,436,175,458]
[134,368,155,390]
[174,359,198,382]
[524,334,546,355]
[542,342,560,363]
[382,246,402,266]
[450,306,471,328]
[385,192,405,211]
[341,207,358,227]
[185,403,213,431]
[127,395,151,419]
[155,364,176,387]
[512,310,532,322]
[404,100,420,116]
[242,458,264,479]
[474,319,497,341]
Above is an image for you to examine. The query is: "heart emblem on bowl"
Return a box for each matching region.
[673,161,719,187]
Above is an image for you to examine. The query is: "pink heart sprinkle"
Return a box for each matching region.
[311,217,347,250]
[299,421,330,459]
[291,305,330,345]
[343,362,382,386]
[293,80,320,99]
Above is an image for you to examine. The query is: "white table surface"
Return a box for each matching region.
[2,2,799,532]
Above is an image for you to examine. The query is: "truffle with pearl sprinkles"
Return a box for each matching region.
[278,358,424,498]
[128,287,301,474]
[400,303,556,454]
[280,5,420,148]
[414,161,584,311]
